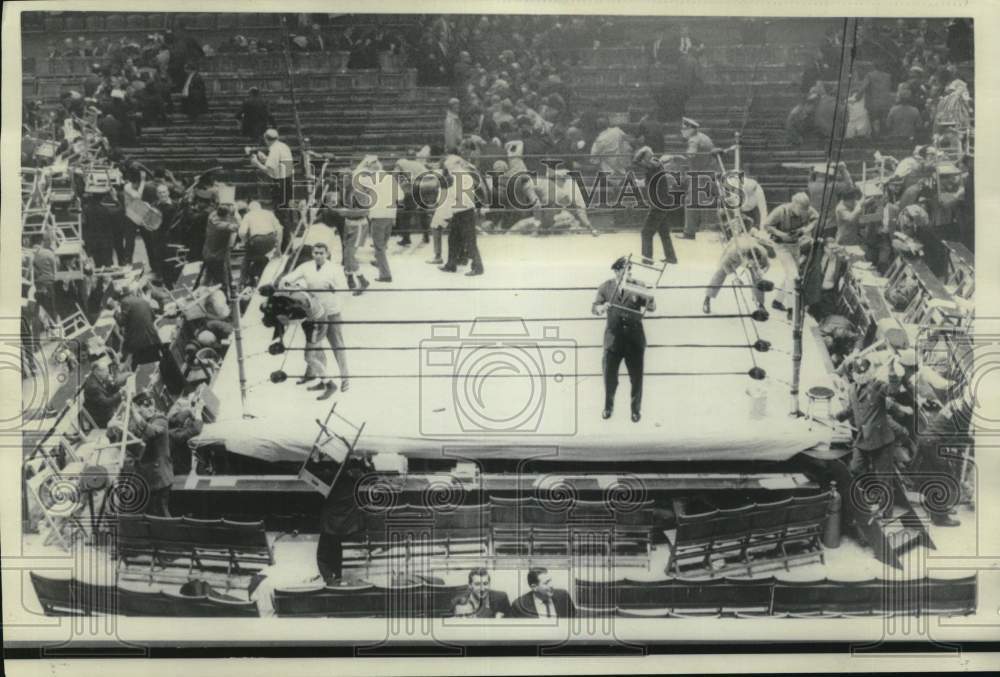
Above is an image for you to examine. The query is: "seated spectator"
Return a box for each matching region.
[449,568,512,618]
[510,567,575,618]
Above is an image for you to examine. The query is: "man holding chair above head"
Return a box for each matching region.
[593,257,656,423]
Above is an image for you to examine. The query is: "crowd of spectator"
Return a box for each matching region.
[787,18,973,145]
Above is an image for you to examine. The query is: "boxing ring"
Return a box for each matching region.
[193,230,837,466]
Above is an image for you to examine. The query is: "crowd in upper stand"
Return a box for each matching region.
[787,18,973,145]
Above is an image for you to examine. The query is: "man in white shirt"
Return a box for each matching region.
[250,128,295,238]
[281,243,349,399]
[238,201,282,288]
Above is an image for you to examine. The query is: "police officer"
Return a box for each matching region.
[592,257,656,422]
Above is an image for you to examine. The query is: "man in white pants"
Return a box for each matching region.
[282,242,349,399]
[761,192,818,313]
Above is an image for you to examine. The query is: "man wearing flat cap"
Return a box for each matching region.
[679,118,717,239]
[592,258,656,422]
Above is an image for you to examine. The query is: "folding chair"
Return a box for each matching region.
[608,255,666,316]
[25,466,87,549]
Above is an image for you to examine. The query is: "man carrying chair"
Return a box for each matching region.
[592,256,661,422]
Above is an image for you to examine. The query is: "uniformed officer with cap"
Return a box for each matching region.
[592,257,656,422]
[679,117,717,239]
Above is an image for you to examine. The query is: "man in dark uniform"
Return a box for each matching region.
[593,257,656,422]
[634,148,684,264]
[316,451,374,583]
[833,355,905,519]
[125,392,173,517]
[679,117,717,240]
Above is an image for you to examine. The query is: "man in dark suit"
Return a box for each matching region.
[449,567,513,618]
[82,360,128,429]
[235,87,274,140]
[126,392,173,517]
[510,567,575,618]
[116,284,163,368]
[317,452,374,583]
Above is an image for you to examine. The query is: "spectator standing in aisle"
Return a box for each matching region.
[444,98,463,154]
[250,128,296,236]
[236,87,274,140]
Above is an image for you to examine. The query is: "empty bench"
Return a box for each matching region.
[666,490,834,577]
[30,572,259,617]
[344,503,489,571]
[489,496,657,561]
[272,581,467,618]
[115,514,273,586]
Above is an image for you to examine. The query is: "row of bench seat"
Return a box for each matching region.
[116,514,273,581]
[30,572,259,617]
[668,490,834,577]
[575,575,977,617]
[29,570,977,618]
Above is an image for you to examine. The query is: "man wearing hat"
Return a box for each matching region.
[124,392,173,517]
[250,128,296,236]
[592,257,656,422]
[762,192,819,313]
[834,355,904,490]
[634,148,682,264]
[679,117,717,239]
